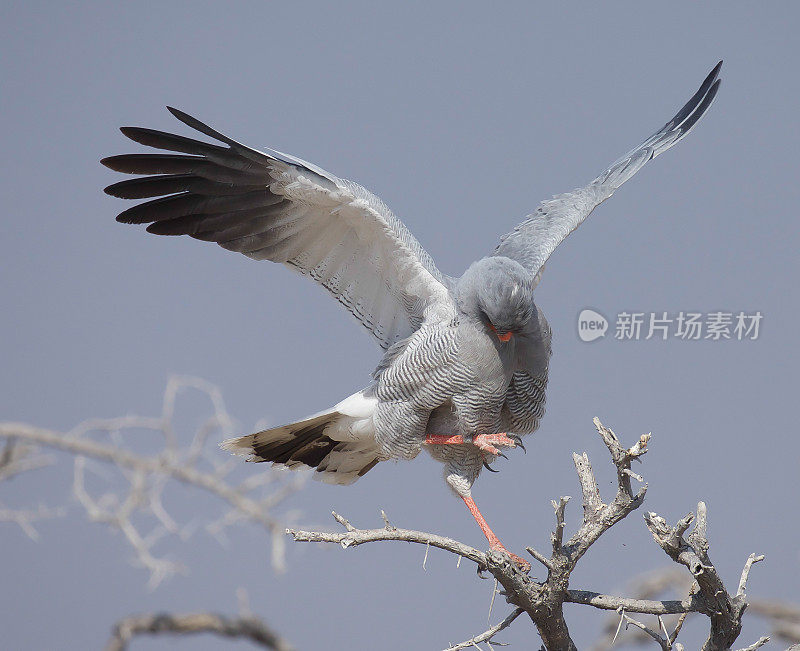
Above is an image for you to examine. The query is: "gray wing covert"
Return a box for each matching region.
[103,108,451,349]
[494,62,722,285]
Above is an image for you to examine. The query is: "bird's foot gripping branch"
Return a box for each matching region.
[287,419,769,651]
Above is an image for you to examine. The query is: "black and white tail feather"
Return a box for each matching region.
[221,391,382,485]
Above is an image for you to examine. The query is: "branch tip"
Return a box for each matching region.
[380,509,395,530]
[331,511,355,531]
[735,636,770,651]
[443,608,524,651]
[551,496,570,550]
[526,547,553,570]
[736,553,765,597]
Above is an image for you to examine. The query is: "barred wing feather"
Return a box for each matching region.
[102,108,451,349]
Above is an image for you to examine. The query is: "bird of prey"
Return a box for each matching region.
[103,62,721,569]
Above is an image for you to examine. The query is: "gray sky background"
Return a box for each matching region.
[2,2,798,649]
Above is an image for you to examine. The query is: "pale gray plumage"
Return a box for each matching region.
[103,64,721,529]
[496,61,722,285]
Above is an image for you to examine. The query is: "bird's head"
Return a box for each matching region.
[456,256,535,343]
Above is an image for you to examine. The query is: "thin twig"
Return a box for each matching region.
[734,636,770,651]
[551,496,570,551]
[444,609,524,651]
[737,553,765,597]
[526,546,553,571]
[619,611,669,650]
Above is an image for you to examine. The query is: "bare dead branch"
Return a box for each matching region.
[288,512,488,567]
[737,553,765,597]
[572,451,602,516]
[551,495,571,552]
[589,569,695,650]
[444,607,524,651]
[289,419,651,650]
[565,590,698,615]
[10,391,777,651]
[521,419,649,649]
[644,504,765,651]
[0,376,304,585]
[331,510,356,532]
[561,419,649,567]
[287,418,773,650]
[733,637,771,651]
[618,610,670,651]
[104,612,294,651]
[525,545,553,570]
[0,438,55,482]
[0,502,64,540]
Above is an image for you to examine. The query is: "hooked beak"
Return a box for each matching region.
[489,323,513,342]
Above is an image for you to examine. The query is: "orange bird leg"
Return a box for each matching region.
[424,434,466,445]
[424,434,528,570]
[461,495,531,572]
[424,433,516,455]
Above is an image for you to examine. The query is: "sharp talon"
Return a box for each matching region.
[483,460,499,473]
[510,435,526,453]
[496,451,508,460]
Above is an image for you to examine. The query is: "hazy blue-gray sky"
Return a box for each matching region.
[2,2,798,649]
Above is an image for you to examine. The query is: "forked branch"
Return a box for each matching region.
[0,376,303,586]
[644,504,765,651]
[289,419,768,649]
[289,419,671,649]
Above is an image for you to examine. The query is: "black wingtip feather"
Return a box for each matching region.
[114,193,199,224]
[146,218,195,236]
[119,126,230,156]
[679,78,721,136]
[166,106,274,168]
[104,174,196,199]
[166,106,231,144]
[669,61,723,132]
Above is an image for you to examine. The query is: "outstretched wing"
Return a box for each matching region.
[102,108,451,349]
[494,61,722,283]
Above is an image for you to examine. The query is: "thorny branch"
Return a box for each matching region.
[5,388,790,650]
[589,569,694,650]
[643,506,764,651]
[288,419,770,650]
[444,607,525,651]
[0,376,304,587]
